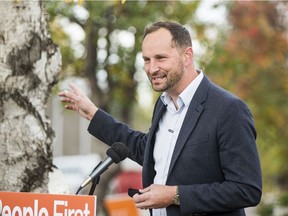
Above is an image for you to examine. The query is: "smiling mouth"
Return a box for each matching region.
[151,75,166,82]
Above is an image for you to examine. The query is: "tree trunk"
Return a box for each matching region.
[0,0,61,193]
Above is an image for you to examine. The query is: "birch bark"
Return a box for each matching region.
[0,0,61,192]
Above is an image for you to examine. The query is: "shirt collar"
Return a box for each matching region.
[161,69,204,107]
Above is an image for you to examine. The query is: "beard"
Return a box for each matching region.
[149,61,184,93]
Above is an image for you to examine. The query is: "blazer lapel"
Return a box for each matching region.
[168,75,211,177]
[149,99,167,137]
[143,99,167,187]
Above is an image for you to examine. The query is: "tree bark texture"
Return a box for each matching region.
[0,1,61,192]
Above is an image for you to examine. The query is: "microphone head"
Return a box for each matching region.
[106,142,128,163]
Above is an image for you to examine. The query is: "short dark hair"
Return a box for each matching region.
[143,21,192,48]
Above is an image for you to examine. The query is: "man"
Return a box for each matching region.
[59,21,262,216]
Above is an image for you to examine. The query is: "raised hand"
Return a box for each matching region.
[58,83,98,121]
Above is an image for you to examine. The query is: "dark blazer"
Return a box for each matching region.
[88,74,262,216]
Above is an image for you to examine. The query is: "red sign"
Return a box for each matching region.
[0,192,97,216]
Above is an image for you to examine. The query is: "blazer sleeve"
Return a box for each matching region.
[88,109,148,165]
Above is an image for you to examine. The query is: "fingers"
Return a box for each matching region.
[133,187,151,210]
[134,194,150,210]
[140,187,150,193]
[57,83,99,121]
[133,184,175,210]
[69,82,83,96]
[58,85,79,103]
[58,86,78,113]
[64,104,74,110]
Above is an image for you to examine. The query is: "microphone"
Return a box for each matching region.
[76,142,128,194]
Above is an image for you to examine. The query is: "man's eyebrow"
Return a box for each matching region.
[142,55,149,60]
[155,54,167,58]
[142,53,168,59]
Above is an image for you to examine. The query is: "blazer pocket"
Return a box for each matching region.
[187,134,209,146]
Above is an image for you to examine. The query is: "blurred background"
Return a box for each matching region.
[2,0,287,216]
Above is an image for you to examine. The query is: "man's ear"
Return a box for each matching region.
[183,47,193,67]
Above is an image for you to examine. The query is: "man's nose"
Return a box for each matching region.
[149,61,159,74]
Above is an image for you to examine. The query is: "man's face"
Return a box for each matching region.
[142,28,185,94]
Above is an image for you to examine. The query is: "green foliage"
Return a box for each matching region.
[45,1,84,78]
[257,202,274,216]
[279,192,288,207]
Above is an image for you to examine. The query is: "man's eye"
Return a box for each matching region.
[158,57,166,61]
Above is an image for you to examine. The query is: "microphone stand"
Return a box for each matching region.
[88,175,100,195]
[88,160,103,195]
